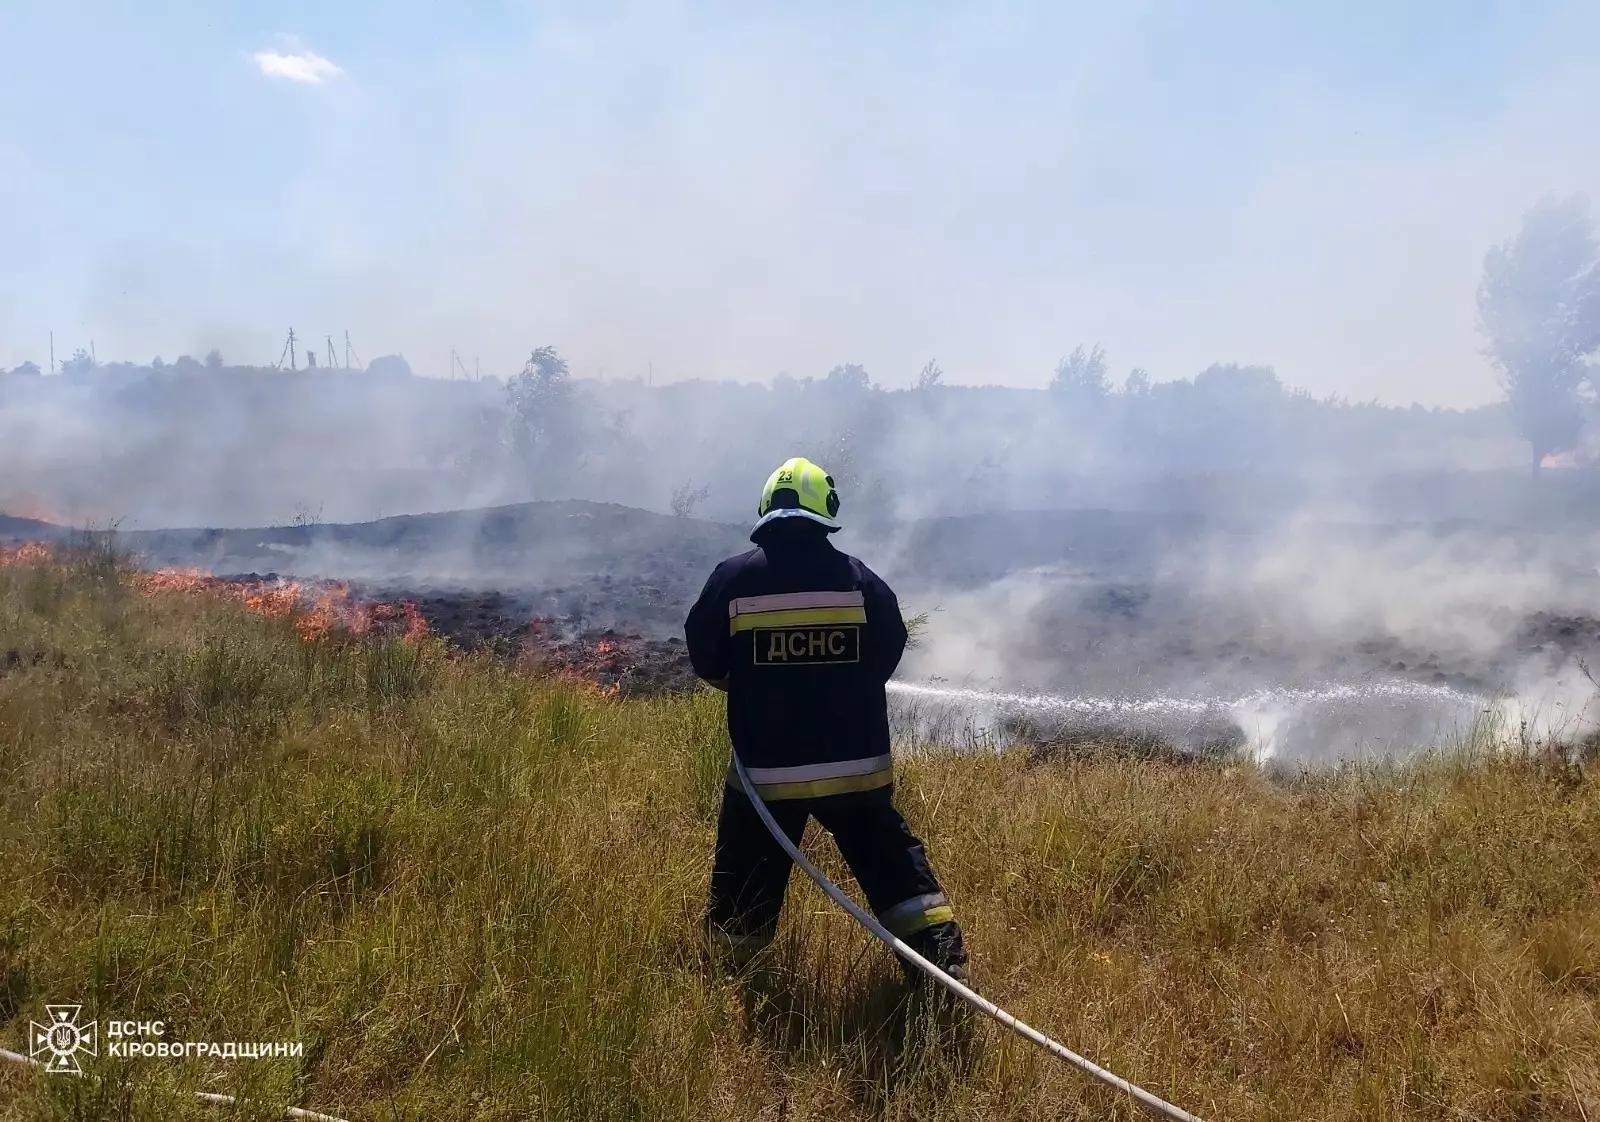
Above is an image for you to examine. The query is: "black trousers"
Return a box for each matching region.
[707,781,967,968]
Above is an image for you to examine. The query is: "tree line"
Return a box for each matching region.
[6,195,1597,490]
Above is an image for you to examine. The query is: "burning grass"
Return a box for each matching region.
[4,541,429,644]
[4,552,1600,1120]
[0,542,51,566]
[128,568,429,644]
[516,619,696,696]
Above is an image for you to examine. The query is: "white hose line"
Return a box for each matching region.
[1,1045,349,1122]
[730,755,1207,1122]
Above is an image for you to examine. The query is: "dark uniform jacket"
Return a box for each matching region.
[685,520,907,799]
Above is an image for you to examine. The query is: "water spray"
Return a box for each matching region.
[888,677,1496,761]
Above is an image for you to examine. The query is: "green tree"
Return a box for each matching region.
[824,362,871,392]
[1478,195,1600,471]
[60,348,95,375]
[367,354,413,378]
[506,346,578,489]
[1051,344,1110,400]
[1194,362,1281,402]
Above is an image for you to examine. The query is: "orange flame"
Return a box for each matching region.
[132,571,430,644]
[518,619,633,695]
[0,544,429,645]
[0,542,53,566]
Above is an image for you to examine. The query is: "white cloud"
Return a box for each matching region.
[252,48,343,85]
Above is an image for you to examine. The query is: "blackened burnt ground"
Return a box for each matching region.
[5,500,1599,708]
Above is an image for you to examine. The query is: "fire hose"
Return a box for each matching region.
[5,770,1202,1122]
[730,752,1208,1122]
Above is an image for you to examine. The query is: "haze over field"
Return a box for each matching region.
[4,2,1600,404]
[4,2,1600,760]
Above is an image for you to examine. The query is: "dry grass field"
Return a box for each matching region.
[4,548,1600,1120]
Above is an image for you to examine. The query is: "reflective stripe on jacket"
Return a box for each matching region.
[730,752,894,800]
[685,521,907,776]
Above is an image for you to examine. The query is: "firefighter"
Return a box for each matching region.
[685,456,968,982]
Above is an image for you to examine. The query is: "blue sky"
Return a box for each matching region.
[2,1,1597,405]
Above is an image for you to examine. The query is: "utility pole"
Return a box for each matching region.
[343,330,360,371]
[326,335,337,369]
[277,327,298,371]
[90,340,96,365]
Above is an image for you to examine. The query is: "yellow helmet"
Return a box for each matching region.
[755,456,840,533]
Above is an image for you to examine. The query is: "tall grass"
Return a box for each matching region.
[3,555,1600,1120]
